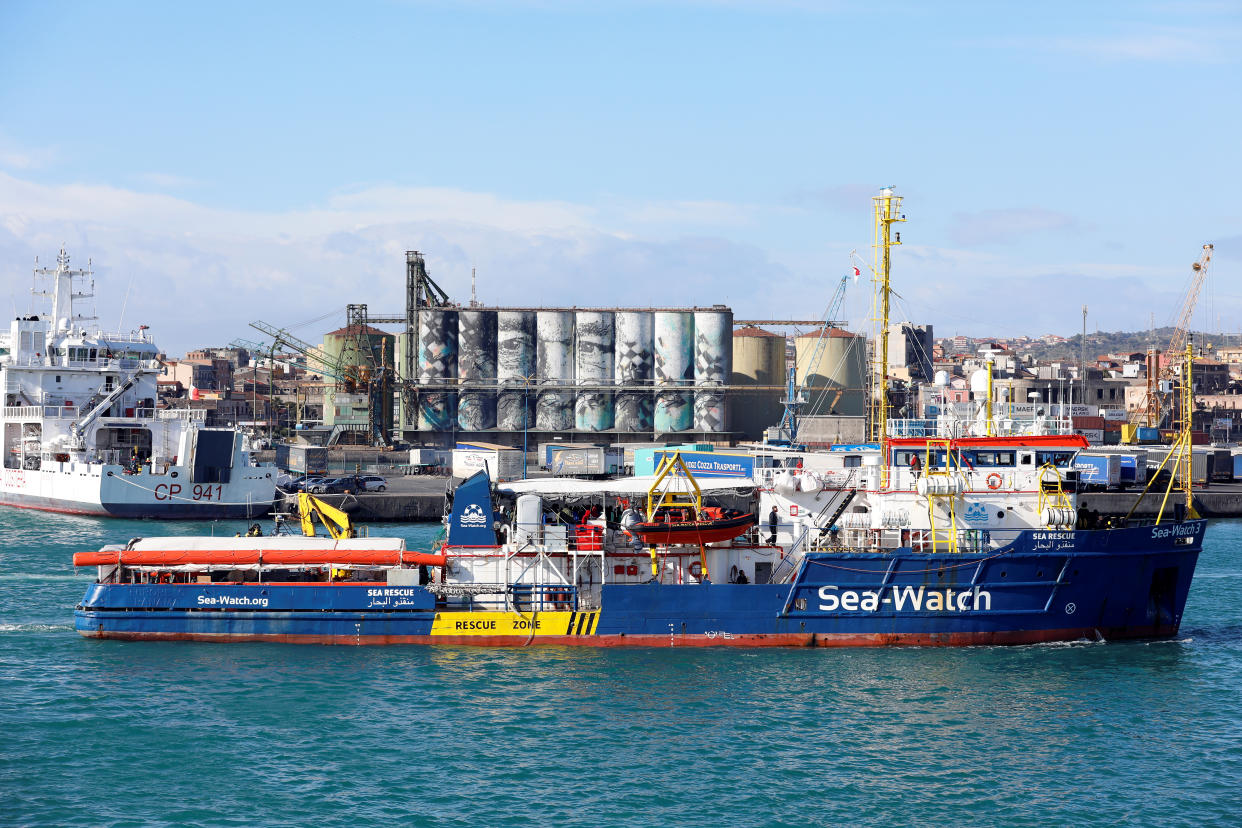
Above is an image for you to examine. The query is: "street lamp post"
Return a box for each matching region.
[522,373,536,479]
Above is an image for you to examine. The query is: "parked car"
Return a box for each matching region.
[357,474,388,492]
[290,476,326,493]
[308,476,358,495]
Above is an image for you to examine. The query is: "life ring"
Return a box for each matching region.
[986,473,1003,490]
[689,561,703,578]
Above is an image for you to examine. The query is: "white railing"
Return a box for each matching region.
[888,417,1074,438]
[157,408,207,422]
[3,406,44,419]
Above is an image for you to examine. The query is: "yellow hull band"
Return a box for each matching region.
[430,611,599,637]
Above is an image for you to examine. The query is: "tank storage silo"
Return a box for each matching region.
[457,310,497,431]
[795,327,866,417]
[693,309,732,433]
[654,311,694,433]
[321,324,395,436]
[418,309,458,430]
[614,311,654,432]
[730,326,787,441]
[536,311,574,431]
[575,311,615,432]
[496,310,536,431]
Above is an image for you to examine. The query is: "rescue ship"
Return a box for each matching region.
[71,188,1204,645]
[74,434,1203,646]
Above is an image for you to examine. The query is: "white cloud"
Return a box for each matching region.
[1,171,1235,354]
[0,172,795,353]
[948,208,1087,247]
[987,24,1242,64]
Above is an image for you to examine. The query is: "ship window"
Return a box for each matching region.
[843,456,861,468]
[55,375,61,383]
[89,348,97,361]
[1035,450,1074,468]
[969,450,1016,466]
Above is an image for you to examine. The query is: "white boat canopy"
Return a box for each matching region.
[497,475,757,497]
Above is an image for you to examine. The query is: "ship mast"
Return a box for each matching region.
[868,187,905,453]
[33,247,96,335]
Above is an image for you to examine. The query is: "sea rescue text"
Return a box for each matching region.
[817,585,992,612]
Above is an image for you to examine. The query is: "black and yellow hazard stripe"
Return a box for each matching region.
[565,610,600,636]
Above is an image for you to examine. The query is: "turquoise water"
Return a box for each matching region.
[2,511,1241,827]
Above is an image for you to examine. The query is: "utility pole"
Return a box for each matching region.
[1080,304,1087,407]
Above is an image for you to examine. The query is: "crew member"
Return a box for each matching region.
[767,506,779,545]
[909,452,922,480]
[620,500,643,551]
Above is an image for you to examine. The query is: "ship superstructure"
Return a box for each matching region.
[1,249,275,517]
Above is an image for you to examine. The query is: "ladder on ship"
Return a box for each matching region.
[769,473,860,585]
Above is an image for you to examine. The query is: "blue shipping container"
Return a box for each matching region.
[1117,454,1139,484]
[634,449,754,478]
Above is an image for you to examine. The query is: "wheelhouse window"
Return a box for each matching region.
[1035,450,1075,468]
[964,450,1016,467]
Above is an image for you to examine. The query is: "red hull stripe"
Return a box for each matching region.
[77,626,1177,647]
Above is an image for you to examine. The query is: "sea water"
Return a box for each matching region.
[1,511,1240,827]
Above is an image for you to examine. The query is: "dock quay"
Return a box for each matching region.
[276,475,448,521]
[1082,483,1242,519]
[275,477,1242,523]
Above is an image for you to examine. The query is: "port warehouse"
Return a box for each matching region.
[314,305,868,447]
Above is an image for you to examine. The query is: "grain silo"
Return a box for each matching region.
[457,310,497,431]
[654,311,693,432]
[574,311,614,432]
[795,327,866,416]
[614,311,654,432]
[693,309,731,432]
[321,323,396,438]
[496,310,536,431]
[536,310,574,431]
[731,326,786,440]
[418,309,458,430]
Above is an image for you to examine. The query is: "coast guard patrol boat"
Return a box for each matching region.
[1,249,275,517]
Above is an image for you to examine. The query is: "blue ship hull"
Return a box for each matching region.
[74,522,1203,646]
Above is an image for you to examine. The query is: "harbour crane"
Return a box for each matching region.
[776,267,853,444]
[1132,244,1214,430]
[245,320,386,446]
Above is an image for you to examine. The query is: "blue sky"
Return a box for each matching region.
[1,0,1238,354]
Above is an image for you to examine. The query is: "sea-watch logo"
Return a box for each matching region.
[962,502,989,524]
[460,504,488,527]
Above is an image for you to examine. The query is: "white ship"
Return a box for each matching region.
[0,249,276,518]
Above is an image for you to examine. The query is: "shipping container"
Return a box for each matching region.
[1211,449,1233,481]
[1234,452,1242,481]
[1148,450,1209,486]
[1115,451,1145,486]
[1136,427,1161,443]
[409,448,449,468]
[547,446,624,477]
[1050,404,1098,418]
[1102,408,1128,422]
[275,444,329,475]
[452,442,525,482]
[632,448,755,478]
[1072,416,1106,430]
[1074,453,1120,489]
[1074,428,1105,444]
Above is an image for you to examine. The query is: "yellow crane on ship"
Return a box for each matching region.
[867,187,905,488]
